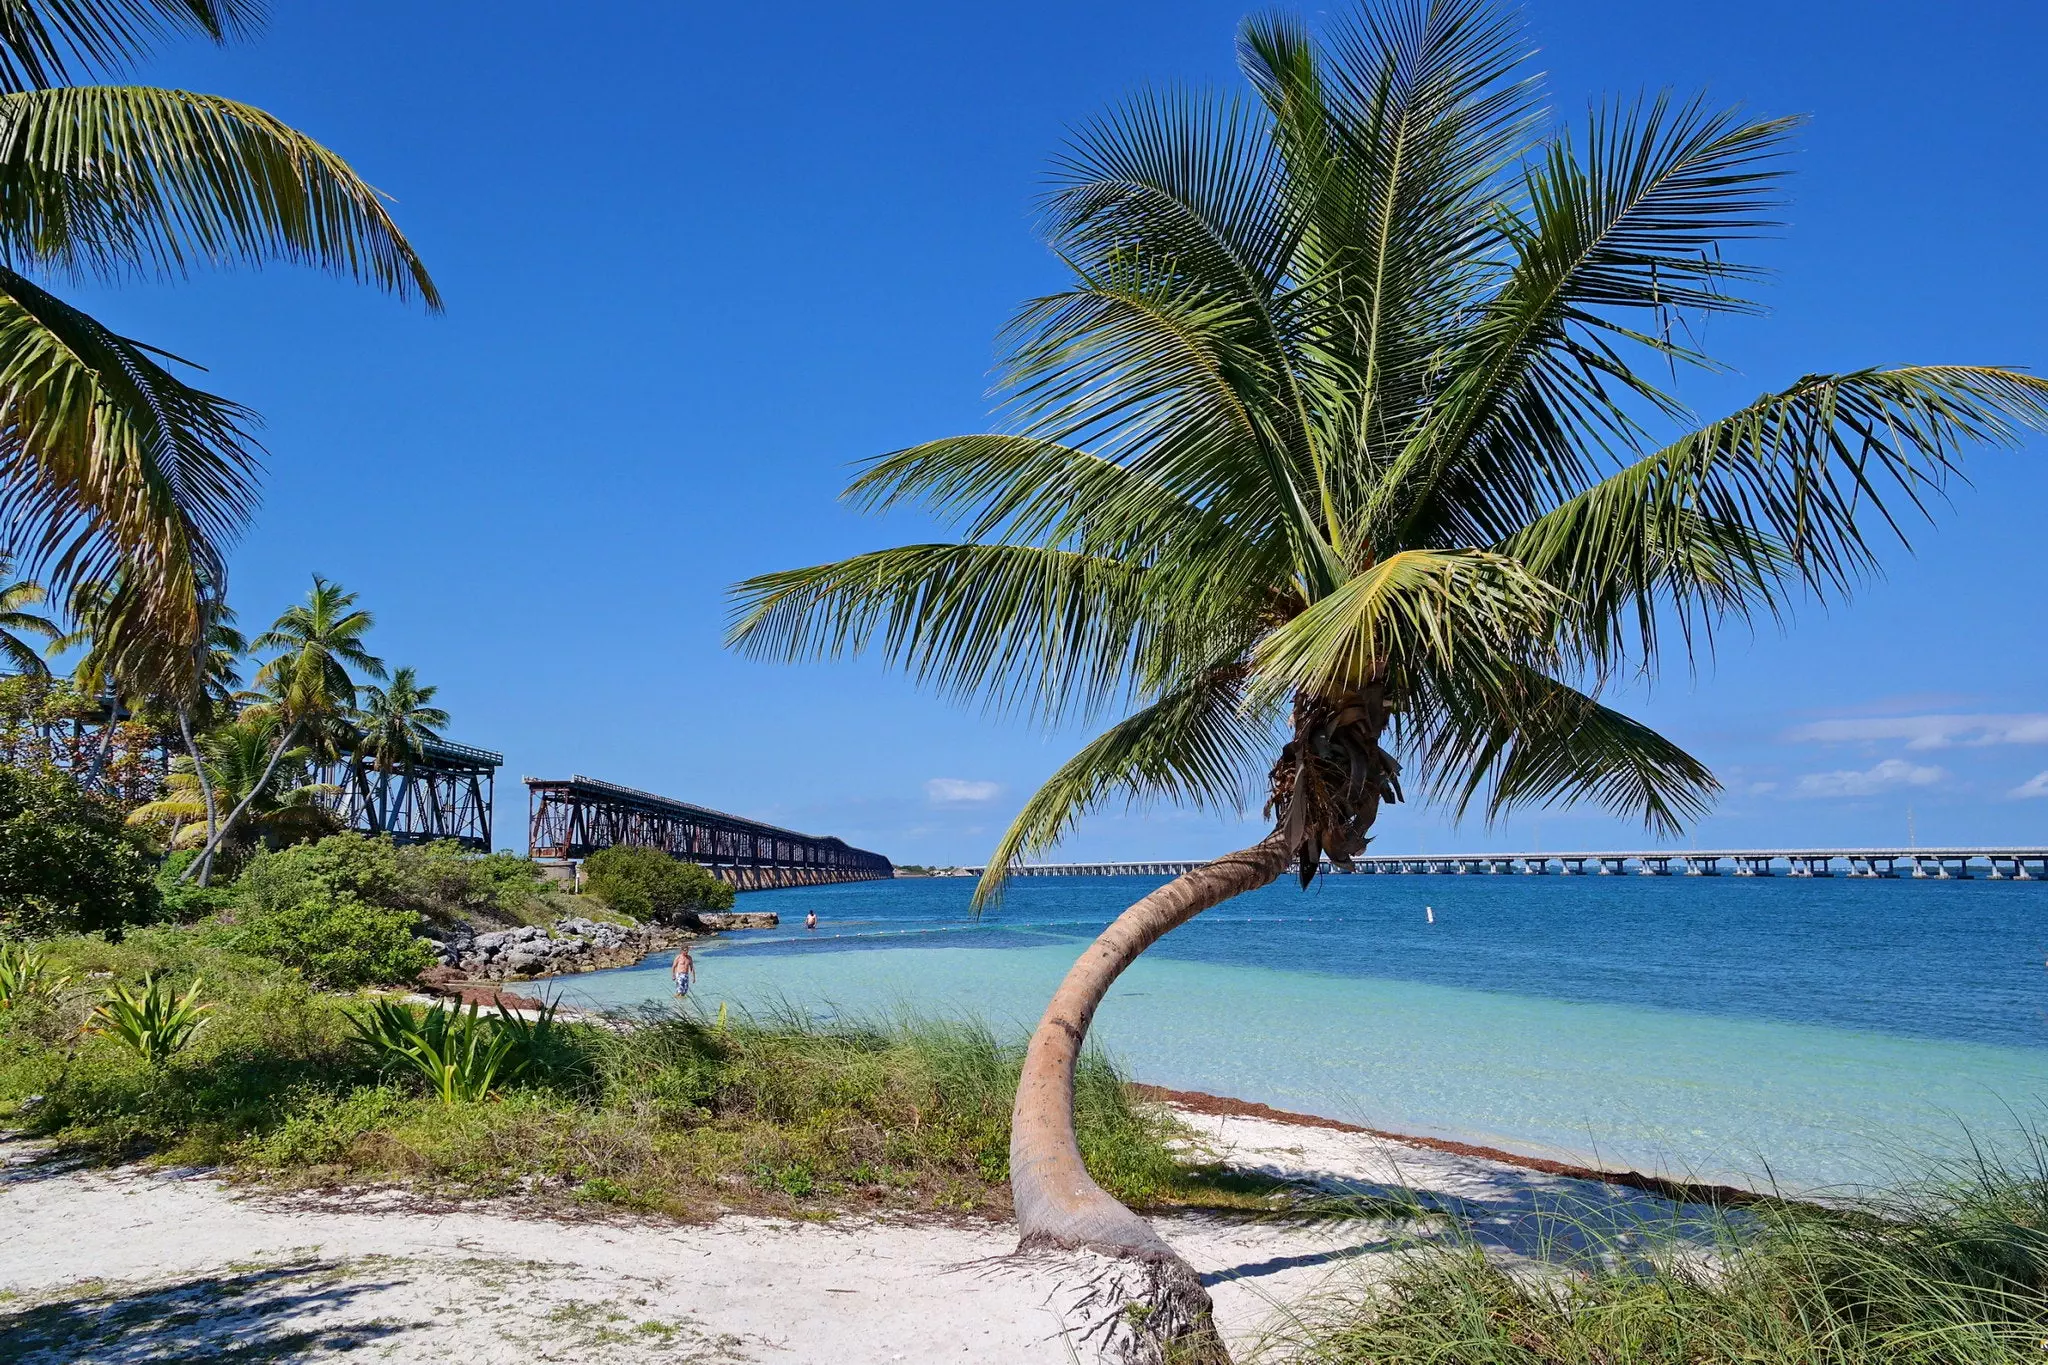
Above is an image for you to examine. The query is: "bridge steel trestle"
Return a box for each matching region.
[320,738,500,851]
[966,848,2048,881]
[525,775,891,890]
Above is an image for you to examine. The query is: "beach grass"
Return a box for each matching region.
[1259,1134,2048,1364]
[0,928,1312,1220]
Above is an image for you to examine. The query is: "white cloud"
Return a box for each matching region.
[1793,758,1944,799]
[2012,771,2048,800]
[925,778,1000,806]
[1747,781,1779,796]
[1786,714,2048,751]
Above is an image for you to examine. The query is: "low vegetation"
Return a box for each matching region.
[0,764,161,938]
[582,844,736,921]
[1268,1148,2048,1365]
[0,927,1291,1221]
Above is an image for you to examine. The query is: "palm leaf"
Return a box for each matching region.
[1404,663,1717,833]
[0,85,437,303]
[1385,95,1801,544]
[729,542,1179,725]
[0,261,258,650]
[1503,366,2048,670]
[1247,547,1563,703]
[974,664,1276,907]
[0,0,256,94]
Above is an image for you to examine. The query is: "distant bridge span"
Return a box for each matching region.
[966,848,2048,881]
[525,775,892,891]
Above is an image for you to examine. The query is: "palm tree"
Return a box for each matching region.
[355,667,449,775]
[185,575,382,879]
[59,574,244,812]
[0,554,58,675]
[0,1,438,669]
[128,712,338,858]
[729,1,2048,1352]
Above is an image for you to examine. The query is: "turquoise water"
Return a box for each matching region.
[554,875,2048,1192]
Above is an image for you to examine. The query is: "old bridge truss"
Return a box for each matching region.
[316,738,502,851]
[525,775,892,890]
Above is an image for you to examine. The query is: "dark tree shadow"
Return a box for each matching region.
[1190,1161,1746,1287]
[0,1262,416,1364]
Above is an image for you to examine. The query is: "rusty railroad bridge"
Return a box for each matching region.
[525,774,892,890]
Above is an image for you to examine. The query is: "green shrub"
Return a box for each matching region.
[236,834,411,919]
[235,834,550,927]
[412,846,547,917]
[582,846,735,921]
[0,764,159,938]
[248,1085,414,1167]
[229,890,434,987]
[155,852,236,923]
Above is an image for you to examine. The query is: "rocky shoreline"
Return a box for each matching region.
[427,917,680,978]
[418,908,781,989]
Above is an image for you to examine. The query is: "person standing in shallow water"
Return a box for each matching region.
[671,946,693,998]
[805,910,818,931]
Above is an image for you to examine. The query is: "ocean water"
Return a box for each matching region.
[554,874,2048,1192]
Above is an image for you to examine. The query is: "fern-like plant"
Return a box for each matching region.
[0,941,70,1008]
[90,975,213,1067]
[347,999,524,1105]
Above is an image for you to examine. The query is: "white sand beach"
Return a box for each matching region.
[0,1106,1706,1363]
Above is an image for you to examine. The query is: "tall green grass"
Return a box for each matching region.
[0,929,1273,1219]
[1263,1133,2048,1365]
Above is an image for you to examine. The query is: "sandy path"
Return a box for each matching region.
[0,1110,1694,1363]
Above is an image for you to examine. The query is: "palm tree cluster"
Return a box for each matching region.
[729,0,2048,1353]
[1,568,455,882]
[0,0,436,720]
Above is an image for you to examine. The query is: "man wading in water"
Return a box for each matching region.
[671,946,693,998]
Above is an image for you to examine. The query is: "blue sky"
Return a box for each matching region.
[69,0,2048,862]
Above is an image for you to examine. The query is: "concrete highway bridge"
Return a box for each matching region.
[966,848,2048,880]
[526,775,892,890]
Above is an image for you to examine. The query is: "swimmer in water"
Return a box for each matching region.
[806,909,818,931]
[671,946,694,998]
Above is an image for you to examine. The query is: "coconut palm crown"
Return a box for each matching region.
[128,711,338,855]
[727,0,2048,1343]
[732,0,2047,895]
[176,575,380,881]
[355,666,449,775]
[0,552,57,674]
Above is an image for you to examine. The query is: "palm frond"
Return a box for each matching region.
[1240,0,1536,535]
[1386,95,1800,543]
[1404,663,1718,833]
[728,542,1186,725]
[0,0,257,94]
[0,261,258,649]
[846,433,1209,552]
[974,665,1276,907]
[1000,280,1328,578]
[1247,547,1562,703]
[0,85,437,303]
[1503,366,2048,670]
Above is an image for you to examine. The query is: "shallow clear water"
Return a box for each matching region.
[554,875,2048,1192]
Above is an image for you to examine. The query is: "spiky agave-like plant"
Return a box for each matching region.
[730,2,2048,1356]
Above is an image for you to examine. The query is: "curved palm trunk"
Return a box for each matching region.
[183,719,300,883]
[1010,830,1292,1362]
[83,708,118,789]
[175,708,220,886]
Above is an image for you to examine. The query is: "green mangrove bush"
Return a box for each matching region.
[582,845,735,921]
[0,764,159,938]
[229,891,435,988]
